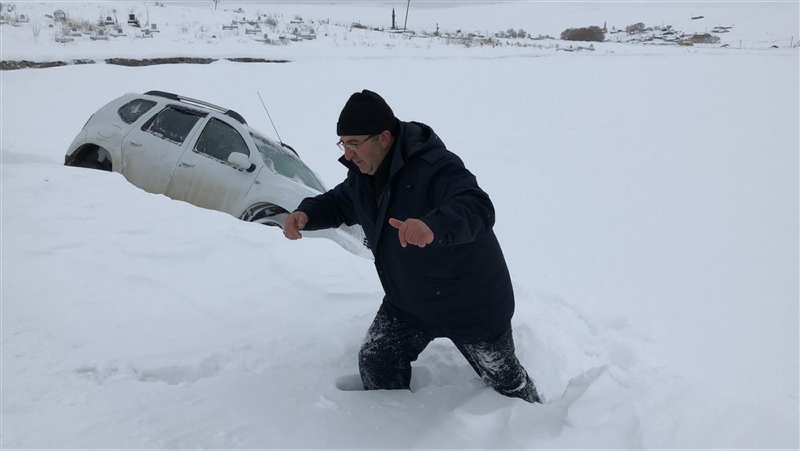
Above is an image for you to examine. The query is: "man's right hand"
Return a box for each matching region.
[283,211,308,240]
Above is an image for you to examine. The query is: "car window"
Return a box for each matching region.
[249,131,325,192]
[141,106,205,145]
[117,99,157,124]
[194,118,250,163]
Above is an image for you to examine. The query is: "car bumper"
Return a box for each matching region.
[306,224,373,259]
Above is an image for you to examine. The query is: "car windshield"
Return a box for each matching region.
[249,130,326,193]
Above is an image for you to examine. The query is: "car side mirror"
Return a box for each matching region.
[227,152,256,172]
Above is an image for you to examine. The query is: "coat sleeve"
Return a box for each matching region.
[419,156,496,246]
[295,179,360,231]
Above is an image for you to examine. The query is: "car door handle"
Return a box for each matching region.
[129,141,142,147]
[180,162,195,168]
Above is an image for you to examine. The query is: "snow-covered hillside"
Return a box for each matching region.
[1,1,798,449]
[1,0,798,64]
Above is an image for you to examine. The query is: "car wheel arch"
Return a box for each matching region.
[239,202,290,228]
[65,144,114,171]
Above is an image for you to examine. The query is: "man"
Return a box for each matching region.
[283,90,540,403]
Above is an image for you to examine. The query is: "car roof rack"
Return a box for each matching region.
[144,90,247,125]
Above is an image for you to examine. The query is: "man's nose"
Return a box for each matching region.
[343,148,356,160]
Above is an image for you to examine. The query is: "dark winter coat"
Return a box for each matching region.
[297,121,515,342]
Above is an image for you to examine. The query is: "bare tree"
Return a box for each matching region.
[32,22,41,43]
[626,22,646,35]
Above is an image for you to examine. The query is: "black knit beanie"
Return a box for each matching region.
[337,90,397,136]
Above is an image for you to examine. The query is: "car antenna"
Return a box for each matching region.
[257,91,283,146]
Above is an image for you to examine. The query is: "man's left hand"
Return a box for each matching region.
[388,218,434,248]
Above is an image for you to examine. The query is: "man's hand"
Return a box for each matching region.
[388,218,434,248]
[284,211,308,240]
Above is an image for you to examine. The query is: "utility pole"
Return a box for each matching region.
[403,0,410,32]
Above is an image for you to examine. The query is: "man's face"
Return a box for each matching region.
[339,133,389,175]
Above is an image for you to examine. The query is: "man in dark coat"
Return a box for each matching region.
[283,90,540,403]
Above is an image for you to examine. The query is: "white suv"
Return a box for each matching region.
[65,90,370,258]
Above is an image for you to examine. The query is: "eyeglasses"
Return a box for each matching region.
[337,134,377,152]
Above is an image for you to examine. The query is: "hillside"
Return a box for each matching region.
[1,0,797,67]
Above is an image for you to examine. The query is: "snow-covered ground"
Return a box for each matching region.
[2,0,798,62]
[2,1,798,448]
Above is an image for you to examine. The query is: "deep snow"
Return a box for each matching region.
[1,1,799,449]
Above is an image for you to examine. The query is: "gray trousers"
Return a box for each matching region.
[358,303,541,403]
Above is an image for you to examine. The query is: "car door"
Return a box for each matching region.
[121,104,206,194]
[166,116,260,216]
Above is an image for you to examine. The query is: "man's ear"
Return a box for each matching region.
[379,130,393,147]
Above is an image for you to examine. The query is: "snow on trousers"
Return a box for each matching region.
[359,303,541,403]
